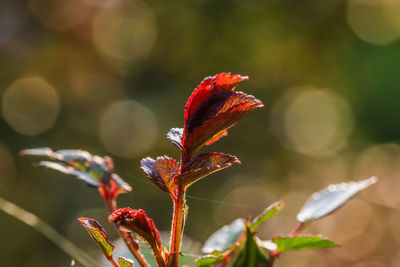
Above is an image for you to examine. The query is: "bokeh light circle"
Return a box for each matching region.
[347,0,400,45]
[92,1,157,62]
[99,100,158,158]
[271,88,353,157]
[2,77,60,136]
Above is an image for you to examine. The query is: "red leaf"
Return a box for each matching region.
[109,208,162,248]
[176,152,241,188]
[184,73,248,122]
[182,91,263,156]
[141,156,180,194]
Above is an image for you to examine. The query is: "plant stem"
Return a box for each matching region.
[168,188,186,267]
[289,222,306,237]
[150,241,167,267]
[104,197,150,267]
[107,255,119,267]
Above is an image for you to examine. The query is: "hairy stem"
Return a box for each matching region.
[168,188,186,267]
[104,197,150,267]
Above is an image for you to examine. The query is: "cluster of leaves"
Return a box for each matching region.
[20,73,377,267]
[196,177,377,267]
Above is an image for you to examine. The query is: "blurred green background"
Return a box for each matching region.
[0,0,399,266]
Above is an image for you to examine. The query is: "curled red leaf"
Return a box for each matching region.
[109,208,162,248]
[141,156,180,195]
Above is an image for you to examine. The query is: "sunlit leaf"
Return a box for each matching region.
[39,161,100,188]
[250,201,284,231]
[140,156,180,194]
[166,128,183,150]
[155,156,180,193]
[141,157,168,192]
[184,73,248,122]
[78,218,115,258]
[118,257,133,267]
[183,91,263,155]
[297,177,378,223]
[273,236,340,252]
[202,218,245,254]
[109,208,162,249]
[21,148,132,197]
[177,152,240,188]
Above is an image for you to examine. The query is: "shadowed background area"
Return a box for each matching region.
[0,0,399,266]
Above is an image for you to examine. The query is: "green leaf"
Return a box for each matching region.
[273,236,340,252]
[297,177,377,223]
[232,227,268,267]
[118,257,133,267]
[250,201,284,231]
[78,217,115,258]
[195,254,225,267]
[202,218,245,254]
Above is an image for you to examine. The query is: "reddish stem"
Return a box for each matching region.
[104,197,150,267]
[269,222,307,266]
[168,188,186,267]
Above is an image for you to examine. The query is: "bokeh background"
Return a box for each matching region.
[0,0,399,266]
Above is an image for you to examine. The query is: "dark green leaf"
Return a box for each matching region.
[78,218,115,258]
[232,227,268,267]
[250,201,284,231]
[118,257,133,267]
[273,236,340,252]
[202,218,245,254]
[297,177,377,223]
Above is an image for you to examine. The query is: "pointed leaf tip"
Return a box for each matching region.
[78,217,115,258]
[297,177,378,223]
[250,201,284,231]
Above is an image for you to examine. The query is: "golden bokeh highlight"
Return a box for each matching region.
[92,1,157,62]
[99,100,158,158]
[271,88,353,157]
[2,77,60,136]
[347,0,400,45]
